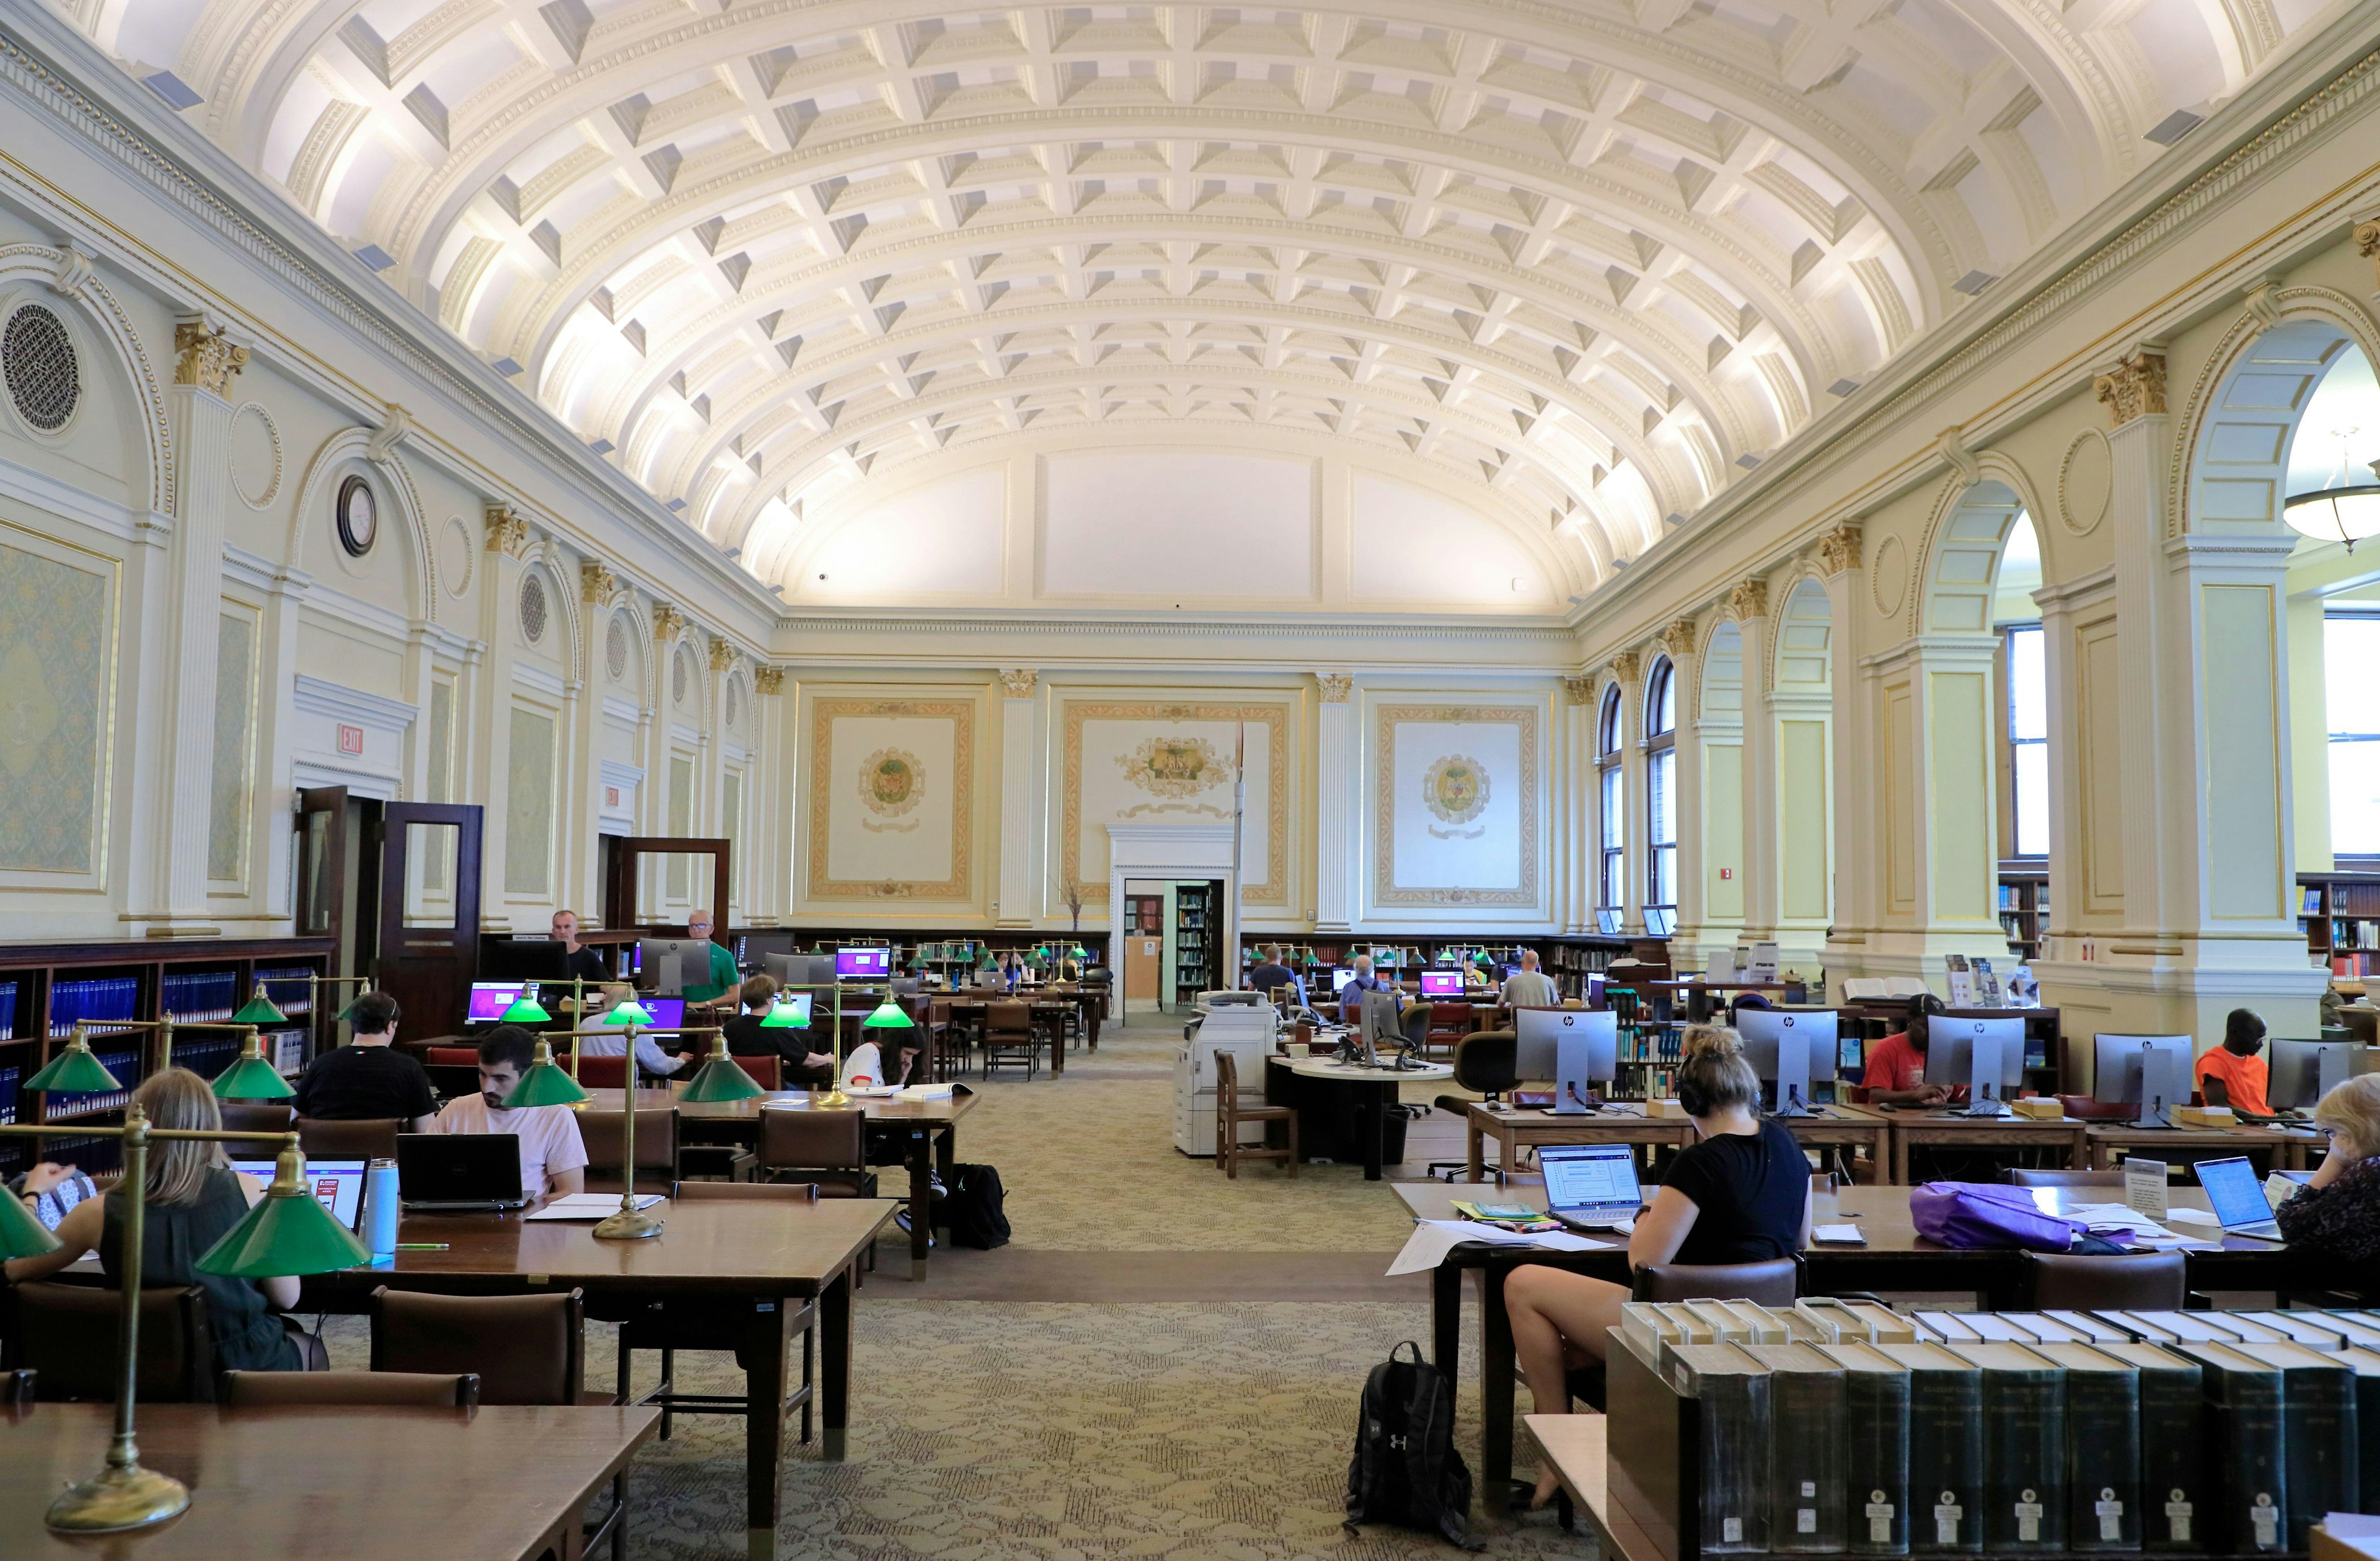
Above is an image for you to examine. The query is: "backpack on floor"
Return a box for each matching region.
[1344,1340,1481,1550]
[933,1162,1011,1249]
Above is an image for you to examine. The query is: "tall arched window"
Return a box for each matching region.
[1597,684,1624,934]
[1645,658,1678,936]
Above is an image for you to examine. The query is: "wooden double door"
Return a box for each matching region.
[295,789,483,1031]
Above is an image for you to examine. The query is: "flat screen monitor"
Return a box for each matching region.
[1736,1008,1836,1117]
[1359,990,1402,1060]
[482,939,568,982]
[2267,1037,2366,1110]
[1419,970,1463,998]
[2091,1033,2192,1127]
[737,930,800,964]
[234,1157,366,1230]
[465,981,526,1024]
[1929,1017,2029,1114]
[762,952,837,988]
[1513,1008,1618,1094]
[628,996,685,1032]
[1330,968,1357,995]
[835,946,893,980]
[636,939,711,995]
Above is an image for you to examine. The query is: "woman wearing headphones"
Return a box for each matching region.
[1502,1024,1814,1508]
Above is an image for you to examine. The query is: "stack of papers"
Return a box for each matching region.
[527,1193,665,1220]
[2067,1202,2217,1249]
[1386,1219,1607,1277]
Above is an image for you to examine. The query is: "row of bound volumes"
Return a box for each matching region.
[160,969,239,1023]
[1616,1303,2380,1559]
[48,977,139,1036]
[44,1044,144,1119]
[253,966,317,1016]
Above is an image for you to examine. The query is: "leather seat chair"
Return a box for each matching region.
[222,1370,477,1407]
[578,1106,679,1195]
[758,1106,876,1197]
[2020,1251,2185,1309]
[3,1282,216,1402]
[297,1116,401,1161]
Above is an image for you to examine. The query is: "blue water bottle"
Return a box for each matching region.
[362,1157,400,1258]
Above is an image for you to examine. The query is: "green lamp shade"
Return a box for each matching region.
[679,1055,767,1103]
[195,1156,370,1277]
[500,994,553,1024]
[503,1059,589,1108]
[231,988,289,1026]
[759,999,808,1029]
[212,1053,295,1100]
[1069,945,1087,959]
[25,1044,124,1095]
[608,999,654,1027]
[0,1184,64,1261]
[862,996,917,1029]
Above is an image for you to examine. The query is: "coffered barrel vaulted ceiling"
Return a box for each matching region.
[79,0,2339,597]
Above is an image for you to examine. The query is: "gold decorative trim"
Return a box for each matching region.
[1059,700,1291,907]
[2359,219,2380,288]
[1612,650,1640,685]
[1372,703,1540,907]
[1561,675,1595,706]
[1660,618,1699,659]
[754,666,784,695]
[1727,578,1768,620]
[2092,348,2167,426]
[807,697,975,902]
[651,603,685,642]
[1316,673,1353,703]
[997,668,1037,700]
[580,559,615,604]
[708,638,735,672]
[171,317,245,394]
[1815,521,1863,576]
[483,505,529,557]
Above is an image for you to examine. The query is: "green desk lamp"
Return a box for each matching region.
[679,1026,765,1105]
[210,1026,294,1100]
[503,1035,590,1108]
[24,1023,121,1094]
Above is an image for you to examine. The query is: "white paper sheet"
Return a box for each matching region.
[2166,1206,2222,1225]
[526,1193,665,1220]
[1812,1223,1867,1244]
[1385,1220,1606,1277]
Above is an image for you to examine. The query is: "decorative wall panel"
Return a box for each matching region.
[1060,698,1290,910]
[1371,701,1540,908]
[0,532,112,875]
[808,697,975,902]
[503,705,555,896]
[207,607,256,883]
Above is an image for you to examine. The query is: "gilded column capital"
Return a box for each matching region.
[1561,675,1595,706]
[580,560,616,603]
[754,666,785,696]
[1315,672,1353,703]
[483,506,530,557]
[1612,649,1641,685]
[1660,618,1699,659]
[998,668,1038,700]
[2357,219,2380,288]
[1728,578,1769,620]
[172,318,247,394]
[651,604,686,642]
[2093,348,2167,426]
[708,638,736,672]
[1816,522,1864,576]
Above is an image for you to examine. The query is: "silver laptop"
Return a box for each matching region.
[2195,1154,2285,1241]
[1537,1143,1644,1231]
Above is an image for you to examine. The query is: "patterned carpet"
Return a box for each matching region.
[327,1026,1580,1559]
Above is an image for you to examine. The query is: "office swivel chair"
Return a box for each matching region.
[1426,1029,1518,1181]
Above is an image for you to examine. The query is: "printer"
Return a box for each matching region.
[1175,995,1277,1156]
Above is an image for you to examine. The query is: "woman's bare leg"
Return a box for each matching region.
[1502,1264,1629,1506]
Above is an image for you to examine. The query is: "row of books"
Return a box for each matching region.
[159,969,240,1023]
[255,967,316,1016]
[43,1044,145,1119]
[48,977,139,1037]
[1618,1300,2380,1558]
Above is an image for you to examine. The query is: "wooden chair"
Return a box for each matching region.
[734,1053,780,1090]
[2,1282,218,1402]
[619,1182,820,1443]
[2006,1167,2125,1189]
[1631,1257,1799,1305]
[1425,1002,1477,1057]
[2020,1251,2185,1310]
[1214,1052,1296,1178]
[370,1286,626,1559]
[757,1106,876,1197]
[297,1116,401,1160]
[927,998,967,1079]
[222,1370,478,1407]
[578,1106,679,1195]
[982,1001,1038,1080]
[218,1101,296,1157]
[426,1045,481,1068]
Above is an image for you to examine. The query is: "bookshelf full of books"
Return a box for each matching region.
[2298,874,2380,977]
[1609,1298,2380,1561]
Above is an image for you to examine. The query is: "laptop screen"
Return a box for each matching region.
[234,1158,366,1229]
[466,982,526,1023]
[2196,1156,2270,1228]
[1538,1145,1640,1213]
[836,947,893,978]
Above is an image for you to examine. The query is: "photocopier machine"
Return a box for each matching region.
[1173,992,1277,1156]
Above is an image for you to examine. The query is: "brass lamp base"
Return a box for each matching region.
[813,1086,852,1108]
[591,1207,664,1240]
[46,1462,190,1532]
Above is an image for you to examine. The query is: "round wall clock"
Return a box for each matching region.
[337,474,377,556]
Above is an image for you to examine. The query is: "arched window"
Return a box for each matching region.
[1597,684,1624,934]
[1645,658,1678,936]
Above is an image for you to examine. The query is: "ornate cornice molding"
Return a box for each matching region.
[1561,674,1595,706]
[2356,217,2379,288]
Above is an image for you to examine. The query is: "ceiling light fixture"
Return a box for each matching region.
[2283,430,2380,552]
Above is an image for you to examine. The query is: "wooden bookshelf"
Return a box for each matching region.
[2299,871,2380,975]
[1997,862,2048,960]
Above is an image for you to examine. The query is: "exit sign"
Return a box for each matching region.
[336,724,364,755]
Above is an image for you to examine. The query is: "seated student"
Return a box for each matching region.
[1340,954,1401,1022]
[580,983,690,1078]
[4,1068,325,1371]
[8,1161,99,1231]
[2197,1008,2271,1116]
[1861,993,1963,1105]
[721,974,837,1088]
[2274,1073,2380,1261]
[1504,1026,1811,1507]
[1246,943,1303,1003]
[292,990,436,1130]
[1499,951,1562,1010]
[431,1026,587,1197]
[839,1030,925,1089]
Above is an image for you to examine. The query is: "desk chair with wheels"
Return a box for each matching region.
[619,1181,822,1444]
[579,1106,679,1196]
[1426,1029,1517,1181]
[222,1370,478,1407]
[297,1116,402,1160]
[1214,1051,1296,1179]
[2020,1251,2186,1310]
[2,1282,216,1402]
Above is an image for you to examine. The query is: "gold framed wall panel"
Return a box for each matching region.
[1059,698,1291,909]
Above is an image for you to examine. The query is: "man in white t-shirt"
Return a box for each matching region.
[431,1026,588,1197]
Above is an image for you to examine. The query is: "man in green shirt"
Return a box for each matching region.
[683,908,742,1011]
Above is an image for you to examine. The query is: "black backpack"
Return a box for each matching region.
[1344,1341,1479,1549]
[934,1163,1011,1249]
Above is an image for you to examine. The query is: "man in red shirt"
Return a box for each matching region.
[1862,994,1962,1104]
[2197,1008,2272,1117]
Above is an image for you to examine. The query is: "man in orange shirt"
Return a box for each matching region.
[2197,1008,2271,1117]
[1862,994,1964,1105]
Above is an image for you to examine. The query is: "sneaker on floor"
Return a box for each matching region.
[893,1209,935,1248]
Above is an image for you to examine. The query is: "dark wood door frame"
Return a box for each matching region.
[374,802,483,1037]
[601,837,733,944]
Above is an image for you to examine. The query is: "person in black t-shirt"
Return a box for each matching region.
[1502,1024,1811,1508]
[291,991,437,1130]
[719,975,837,1088]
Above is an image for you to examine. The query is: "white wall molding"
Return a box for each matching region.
[291,675,418,732]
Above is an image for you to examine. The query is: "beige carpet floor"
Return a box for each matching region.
[325,1027,1580,1559]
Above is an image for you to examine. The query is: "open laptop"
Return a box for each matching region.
[396,1133,528,1212]
[1537,1143,1644,1232]
[2195,1154,2285,1241]
[233,1157,366,1230]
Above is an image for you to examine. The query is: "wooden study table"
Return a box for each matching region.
[1463,1100,1696,1182]
[1,1402,659,1561]
[940,994,1097,1073]
[1872,1101,2089,1183]
[587,1082,976,1279]
[1264,1053,1453,1180]
[2087,1119,2324,1170]
[1775,1102,1893,1180]
[1390,1179,2343,1515]
[301,1194,893,1546]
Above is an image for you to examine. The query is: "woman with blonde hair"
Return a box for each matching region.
[1503,1025,1812,1506]
[3,1068,324,1370]
[2273,1072,2380,1262]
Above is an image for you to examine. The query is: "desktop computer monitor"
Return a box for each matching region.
[1359,991,1403,1062]
[2267,1037,2369,1110]
[1930,1017,2029,1116]
[234,1158,366,1230]
[637,939,711,995]
[1331,968,1357,995]
[482,939,569,982]
[2090,1033,2192,1128]
[1513,1008,1618,1113]
[835,946,893,980]
[763,952,837,987]
[1419,969,1463,998]
[465,981,527,1024]
[1736,1008,1837,1118]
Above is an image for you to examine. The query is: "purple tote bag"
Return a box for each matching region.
[1908,1181,2086,1252]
